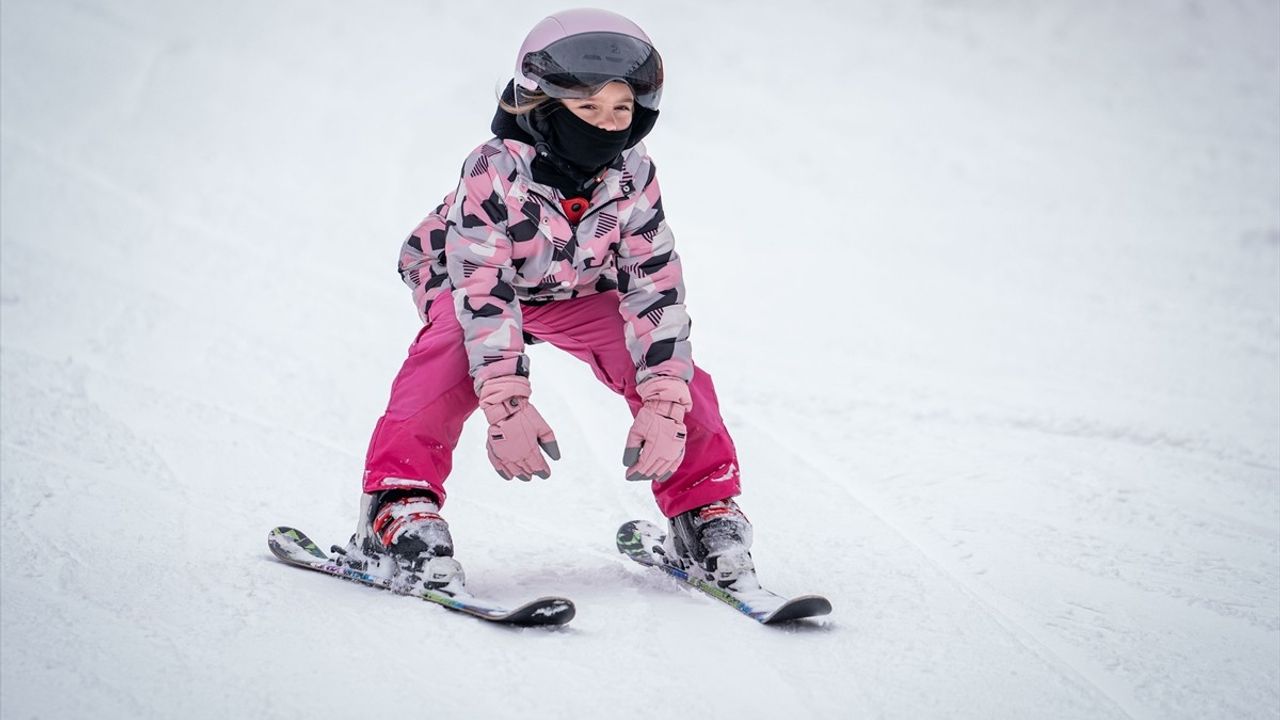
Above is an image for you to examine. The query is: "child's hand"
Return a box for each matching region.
[479,376,560,482]
[623,377,692,483]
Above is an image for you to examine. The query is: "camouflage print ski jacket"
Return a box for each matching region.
[398,138,693,392]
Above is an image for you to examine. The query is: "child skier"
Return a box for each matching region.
[337,8,755,594]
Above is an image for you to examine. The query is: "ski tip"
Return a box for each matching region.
[505,597,576,626]
[762,595,833,625]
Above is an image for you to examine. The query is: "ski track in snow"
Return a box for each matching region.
[3,0,1278,718]
[730,395,1279,719]
[742,414,1141,718]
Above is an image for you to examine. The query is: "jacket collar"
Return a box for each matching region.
[502,140,636,206]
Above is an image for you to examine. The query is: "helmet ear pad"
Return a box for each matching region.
[514,100,556,149]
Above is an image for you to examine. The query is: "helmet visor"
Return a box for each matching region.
[522,32,663,109]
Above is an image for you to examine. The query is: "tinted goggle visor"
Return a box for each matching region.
[521,32,663,109]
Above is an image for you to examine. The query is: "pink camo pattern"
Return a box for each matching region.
[398,138,693,391]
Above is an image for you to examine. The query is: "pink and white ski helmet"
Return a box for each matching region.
[514,8,664,110]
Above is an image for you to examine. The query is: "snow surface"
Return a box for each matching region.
[2,0,1278,718]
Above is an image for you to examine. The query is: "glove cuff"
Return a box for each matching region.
[479,376,532,422]
[638,376,692,420]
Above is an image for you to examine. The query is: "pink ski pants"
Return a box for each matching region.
[362,290,741,518]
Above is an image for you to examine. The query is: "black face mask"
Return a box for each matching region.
[506,91,659,196]
[540,105,632,177]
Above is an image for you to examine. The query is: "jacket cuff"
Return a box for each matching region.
[472,355,530,394]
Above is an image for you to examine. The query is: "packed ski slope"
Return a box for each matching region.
[2,0,1277,718]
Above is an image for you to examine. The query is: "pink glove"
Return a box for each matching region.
[479,376,560,482]
[623,376,692,483]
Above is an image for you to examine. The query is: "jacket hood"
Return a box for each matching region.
[490,82,538,144]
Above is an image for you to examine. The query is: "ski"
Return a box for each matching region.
[616,519,831,625]
[267,527,574,626]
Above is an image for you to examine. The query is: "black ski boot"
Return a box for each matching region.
[665,499,759,591]
[333,490,463,593]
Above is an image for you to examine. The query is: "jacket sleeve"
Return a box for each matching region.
[444,147,527,392]
[398,195,453,323]
[615,161,694,385]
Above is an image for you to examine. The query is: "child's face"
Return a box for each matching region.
[561,82,635,131]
